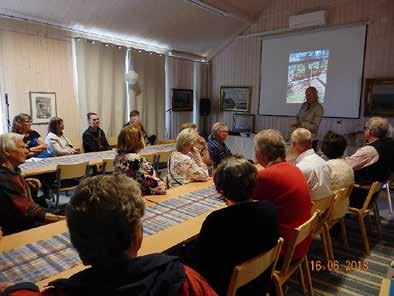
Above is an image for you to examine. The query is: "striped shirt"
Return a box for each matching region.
[207,134,232,166]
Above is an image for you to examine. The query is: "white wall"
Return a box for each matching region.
[0,17,81,141]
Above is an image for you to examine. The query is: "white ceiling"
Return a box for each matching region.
[0,0,269,58]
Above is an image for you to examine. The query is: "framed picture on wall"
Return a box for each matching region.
[220,86,251,112]
[172,89,193,111]
[29,92,57,124]
[233,113,255,133]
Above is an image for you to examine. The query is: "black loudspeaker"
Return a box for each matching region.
[199,98,211,116]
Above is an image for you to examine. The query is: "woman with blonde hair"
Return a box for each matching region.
[167,128,209,188]
[114,125,165,195]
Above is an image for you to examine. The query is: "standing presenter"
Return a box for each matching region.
[292,86,324,149]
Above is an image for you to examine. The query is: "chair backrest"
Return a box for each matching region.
[108,136,117,148]
[311,195,335,235]
[69,136,83,153]
[328,184,354,221]
[157,150,173,164]
[56,161,88,180]
[278,211,319,275]
[102,158,115,174]
[158,139,176,145]
[226,238,284,296]
[361,182,382,211]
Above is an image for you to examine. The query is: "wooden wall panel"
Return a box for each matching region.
[211,0,394,139]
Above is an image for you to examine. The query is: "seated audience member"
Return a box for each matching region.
[12,113,50,158]
[321,132,354,221]
[185,156,280,295]
[114,125,165,195]
[124,110,156,145]
[291,128,332,201]
[180,122,211,166]
[168,128,209,188]
[345,117,394,208]
[0,133,64,235]
[321,131,354,192]
[82,112,111,152]
[207,122,232,168]
[254,129,312,260]
[46,117,76,156]
[1,175,217,296]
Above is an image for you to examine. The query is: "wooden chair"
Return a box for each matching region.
[155,150,173,172]
[108,136,117,148]
[324,185,354,261]
[158,139,176,145]
[272,211,319,296]
[383,179,392,214]
[69,136,83,153]
[348,182,382,255]
[101,158,115,174]
[55,162,88,207]
[226,238,284,296]
[311,195,335,263]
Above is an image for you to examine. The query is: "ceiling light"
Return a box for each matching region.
[91,40,96,44]
[184,0,227,17]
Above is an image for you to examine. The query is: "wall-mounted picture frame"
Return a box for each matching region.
[172,89,193,111]
[29,92,57,124]
[220,86,251,112]
[364,79,394,116]
[233,113,255,133]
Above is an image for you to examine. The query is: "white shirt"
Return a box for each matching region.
[46,132,74,156]
[295,149,332,201]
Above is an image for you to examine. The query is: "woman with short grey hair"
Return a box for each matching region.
[167,128,209,188]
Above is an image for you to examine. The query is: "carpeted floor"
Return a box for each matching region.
[287,192,393,296]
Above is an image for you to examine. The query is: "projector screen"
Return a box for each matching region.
[259,25,366,118]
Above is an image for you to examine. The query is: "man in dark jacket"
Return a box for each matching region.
[0,133,64,235]
[82,112,111,152]
[345,117,394,208]
[1,175,217,296]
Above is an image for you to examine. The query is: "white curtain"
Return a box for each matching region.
[75,39,127,137]
[129,50,165,140]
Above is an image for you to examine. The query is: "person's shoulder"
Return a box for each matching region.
[180,265,218,296]
[30,130,41,137]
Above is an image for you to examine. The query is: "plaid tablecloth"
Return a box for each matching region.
[0,185,224,284]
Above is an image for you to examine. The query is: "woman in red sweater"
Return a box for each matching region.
[253,129,312,260]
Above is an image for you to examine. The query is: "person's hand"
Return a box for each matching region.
[25,178,42,189]
[45,213,66,222]
[191,146,200,156]
[0,282,13,293]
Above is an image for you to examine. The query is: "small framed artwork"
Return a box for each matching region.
[172,89,193,111]
[29,92,57,124]
[220,86,251,112]
[233,113,255,133]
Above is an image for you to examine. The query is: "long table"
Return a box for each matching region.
[1,181,223,290]
[19,144,175,176]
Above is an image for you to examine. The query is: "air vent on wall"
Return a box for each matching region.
[289,10,327,29]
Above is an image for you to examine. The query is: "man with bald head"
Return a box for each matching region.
[346,117,394,207]
[291,128,332,201]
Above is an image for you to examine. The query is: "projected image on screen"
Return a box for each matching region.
[286,49,329,103]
